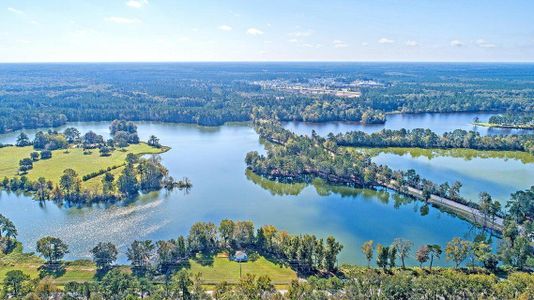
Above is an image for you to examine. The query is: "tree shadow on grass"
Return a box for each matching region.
[38,262,66,278]
[192,252,215,267]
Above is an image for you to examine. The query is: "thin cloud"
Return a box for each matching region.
[288,30,313,38]
[378,37,394,44]
[406,40,418,47]
[7,7,25,15]
[126,0,148,9]
[106,17,141,24]
[302,43,322,48]
[247,28,264,36]
[450,40,463,47]
[476,39,496,48]
[333,40,348,48]
[218,25,233,32]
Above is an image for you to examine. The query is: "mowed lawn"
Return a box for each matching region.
[0,143,164,188]
[190,254,297,287]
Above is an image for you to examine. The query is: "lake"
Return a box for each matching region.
[366,147,534,205]
[0,112,529,265]
[283,112,533,136]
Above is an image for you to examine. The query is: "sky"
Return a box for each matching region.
[1,0,534,62]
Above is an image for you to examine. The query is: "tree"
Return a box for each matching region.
[19,158,33,173]
[33,131,48,149]
[126,153,138,165]
[99,146,112,157]
[118,165,139,197]
[16,133,30,147]
[416,245,430,268]
[64,127,81,143]
[188,222,217,254]
[445,237,470,268]
[113,131,130,148]
[83,131,104,147]
[219,220,235,249]
[427,244,442,271]
[388,245,397,268]
[171,269,192,300]
[392,238,413,269]
[0,214,17,240]
[91,242,118,271]
[474,242,498,271]
[63,282,94,300]
[449,181,463,200]
[126,240,155,274]
[324,236,343,272]
[30,152,40,161]
[36,236,69,265]
[148,135,161,148]
[479,192,493,227]
[100,269,140,300]
[156,240,179,275]
[34,177,50,201]
[2,270,31,299]
[361,240,374,268]
[59,169,81,199]
[40,150,52,160]
[233,221,255,249]
[137,155,168,191]
[102,172,115,194]
[506,186,534,224]
[376,244,389,270]
[0,214,17,253]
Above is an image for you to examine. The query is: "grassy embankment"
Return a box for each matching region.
[0,143,166,191]
[0,248,296,289]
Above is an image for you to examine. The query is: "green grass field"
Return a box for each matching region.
[190,253,297,287]
[0,244,96,288]
[0,143,165,189]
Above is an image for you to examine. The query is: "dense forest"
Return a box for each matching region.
[0,63,533,133]
[484,113,534,129]
[334,128,534,153]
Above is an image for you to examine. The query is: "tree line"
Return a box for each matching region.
[1,215,533,299]
[2,63,533,134]
[484,113,534,129]
[333,128,534,154]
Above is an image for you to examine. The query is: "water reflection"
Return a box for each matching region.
[0,119,510,265]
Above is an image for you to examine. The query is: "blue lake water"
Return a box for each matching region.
[0,113,528,265]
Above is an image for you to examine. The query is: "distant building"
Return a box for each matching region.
[233,251,248,262]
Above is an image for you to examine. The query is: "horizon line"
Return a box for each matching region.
[1,60,534,64]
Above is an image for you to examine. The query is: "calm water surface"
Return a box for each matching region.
[0,113,524,265]
[366,148,534,205]
[283,112,533,136]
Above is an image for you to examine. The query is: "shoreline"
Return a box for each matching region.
[473,122,534,130]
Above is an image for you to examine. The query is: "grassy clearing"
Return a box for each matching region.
[0,143,165,188]
[0,245,96,287]
[0,249,296,288]
[190,253,297,287]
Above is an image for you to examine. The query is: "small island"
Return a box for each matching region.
[0,120,191,204]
